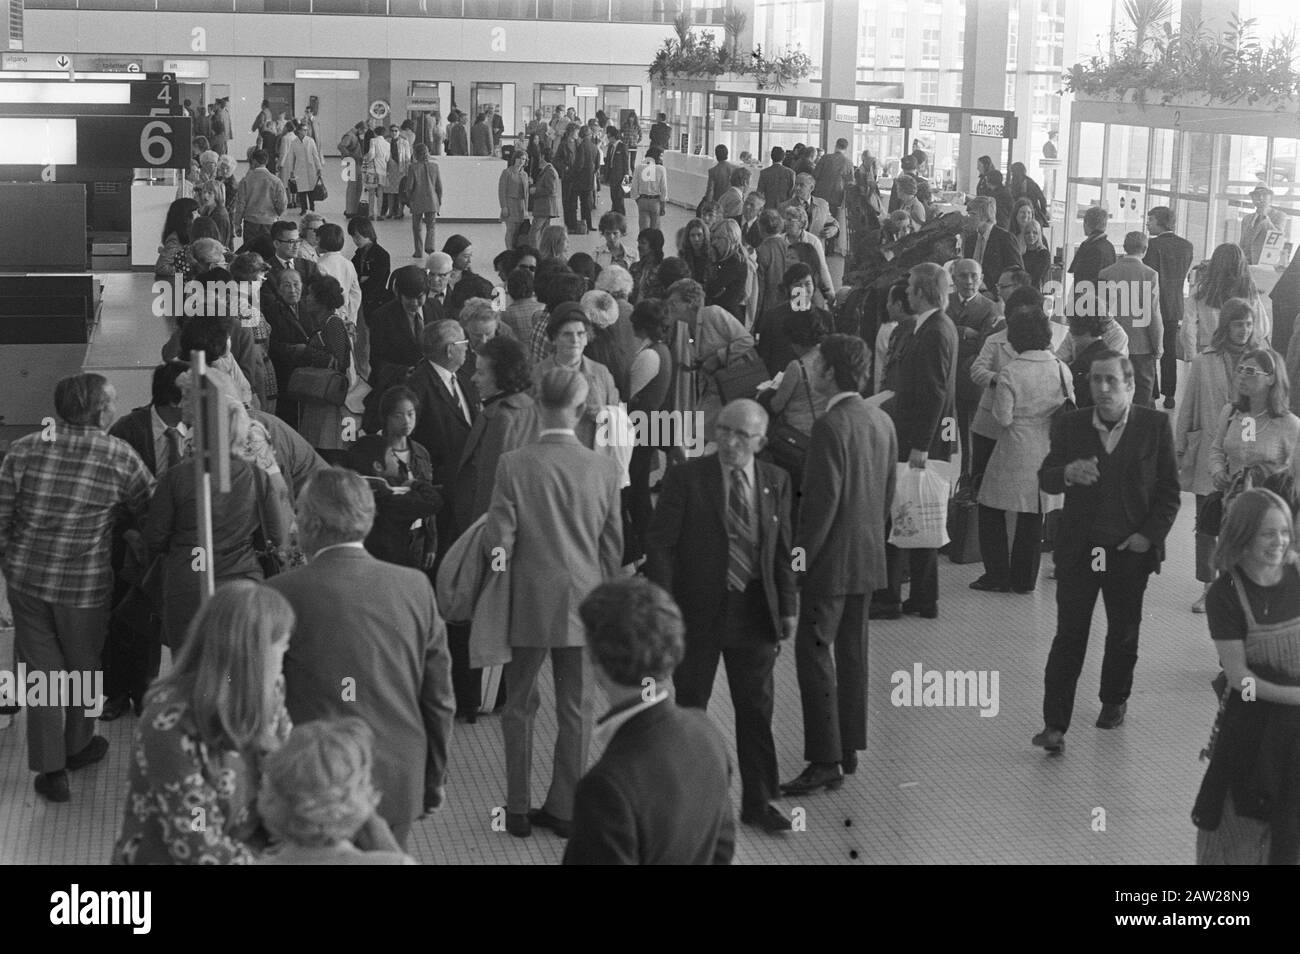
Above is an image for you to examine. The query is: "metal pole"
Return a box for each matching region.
[190,350,216,603]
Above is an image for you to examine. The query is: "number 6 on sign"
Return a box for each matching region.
[140,120,173,166]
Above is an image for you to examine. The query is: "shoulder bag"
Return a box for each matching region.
[285,325,349,406]
[1050,360,1076,423]
[713,341,770,404]
[311,173,328,202]
[765,359,816,480]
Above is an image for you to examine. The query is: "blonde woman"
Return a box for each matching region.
[705,218,748,322]
[114,582,294,865]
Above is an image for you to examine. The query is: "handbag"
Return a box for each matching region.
[311,174,328,202]
[713,342,770,404]
[945,487,981,564]
[1050,362,1076,423]
[251,472,285,578]
[765,360,816,480]
[286,328,349,405]
[287,177,299,194]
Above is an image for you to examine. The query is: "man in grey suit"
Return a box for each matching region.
[268,468,455,849]
[1098,231,1163,407]
[783,336,898,795]
[702,143,737,208]
[758,147,795,210]
[484,367,624,839]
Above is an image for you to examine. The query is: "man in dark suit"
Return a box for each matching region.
[961,197,1022,301]
[646,398,797,833]
[484,368,623,838]
[783,335,898,795]
[648,112,671,151]
[406,319,477,491]
[574,126,601,231]
[268,468,455,847]
[446,111,469,156]
[1031,351,1180,753]
[949,259,1000,480]
[872,263,958,620]
[1069,205,1117,318]
[758,146,795,210]
[812,138,854,254]
[702,144,736,208]
[260,220,320,314]
[1143,205,1195,409]
[367,265,444,389]
[564,578,735,865]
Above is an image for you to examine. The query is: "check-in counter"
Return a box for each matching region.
[434,156,505,221]
[662,150,713,212]
[0,275,101,427]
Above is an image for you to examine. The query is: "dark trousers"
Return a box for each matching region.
[674,584,779,811]
[8,589,109,774]
[579,188,594,229]
[877,544,939,609]
[102,587,161,708]
[970,432,997,491]
[609,181,626,216]
[1157,320,1180,399]
[977,506,1043,589]
[1042,546,1153,732]
[956,398,977,476]
[447,621,479,713]
[794,592,868,763]
[1129,352,1157,407]
[562,181,579,230]
[628,444,655,549]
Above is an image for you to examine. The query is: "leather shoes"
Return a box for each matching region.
[902,599,938,619]
[780,762,844,795]
[35,770,71,803]
[868,602,901,620]
[505,812,531,838]
[841,750,859,775]
[66,735,108,771]
[455,708,478,724]
[1096,702,1127,729]
[1031,727,1066,753]
[1011,585,1036,594]
[528,808,573,839]
[969,577,1010,593]
[741,803,793,834]
[99,697,132,722]
[1163,396,1175,409]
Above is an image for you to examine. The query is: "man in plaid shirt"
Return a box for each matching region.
[0,374,155,802]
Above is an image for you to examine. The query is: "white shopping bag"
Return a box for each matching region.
[888,462,951,549]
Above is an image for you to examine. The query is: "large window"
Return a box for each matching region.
[920,13,941,63]
[754,0,824,80]
[311,0,388,11]
[857,1,877,71]
[1006,6,1018,68]
[612,0,684,21]
[888,14,905,67]
[537,0,607,18]
[918,71,939,105]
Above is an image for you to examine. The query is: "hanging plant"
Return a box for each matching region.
[647,5,811,89]
[1063,2,1300,107]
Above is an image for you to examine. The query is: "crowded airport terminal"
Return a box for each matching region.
[3,0,1300,874]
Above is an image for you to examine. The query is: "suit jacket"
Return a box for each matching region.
[108,406,158,475]
[407,358,480,489]
[645,455,797,641]
[1038,404,1181,574]
[781,195,837,241]
[482,432,623,648]
[366,297,444,386]
[796,394,898,595]
[757,163,795,210]
[563,700,735,865]
[1098,255,1164,355]
[1070,232,1117,292]
[451,389,539,535]
[446,122,469,156]
[704,160,736,203]
[470,121,492,156]
[962,227,1023,299]
[1143,231,1195,332]
[885,310,958,461]
[1240,207,1286,265]
[948,292,1001,405]
[262,256,320,315]
[269,547,454,832]
[812,151,853,208]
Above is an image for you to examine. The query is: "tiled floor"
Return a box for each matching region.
[0,164,1215,864]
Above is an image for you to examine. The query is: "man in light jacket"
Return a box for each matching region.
[401,142,444,259]
[233,149,288,246]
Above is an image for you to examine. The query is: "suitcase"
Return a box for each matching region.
[945,492,981,565]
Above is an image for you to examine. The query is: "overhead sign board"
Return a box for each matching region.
[869,106,903,127]
[765,97,793,117]
[710,93,758,113]
[162,59,208,78]
[797,100,822,120]
[969,114,1008,137]
[917,109,953,133]
[2,52,68,71]
[574,86,599,97]
[736,96,756,112]
[833,104,859,123]
[76,114,192,168]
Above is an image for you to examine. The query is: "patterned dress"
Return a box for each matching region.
[113,685,291,865]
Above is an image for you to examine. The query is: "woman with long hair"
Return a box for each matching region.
[630,227,665,304]
[678,217,711,285]
[538,223,569,261]
[155,197,199,279]
[1008,161,1049,229]
[1020,219,1051,289]
[1193,489,1300,865]
[1185,243,1273,352]
[1208,347,1300,515]
[114,582,294,864]
[1009,198,1037,253]
[1178,298,1263,611]
[705,219,748,321]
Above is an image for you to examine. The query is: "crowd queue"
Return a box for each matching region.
[4,112,1300,866]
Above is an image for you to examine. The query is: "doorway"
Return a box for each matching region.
[407,80,453,152]
[264,82,295,126]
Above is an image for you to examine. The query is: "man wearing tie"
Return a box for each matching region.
[948,259,999,482]
[367,265,442,392]
[407,319,478,494]
[961,197,1021,301]
[646,398,798,834]
[783,336,897,794]
[424,251,454,320]
[1239,185,1287,266]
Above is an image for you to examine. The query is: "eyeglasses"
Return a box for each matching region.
[714,424,761,443]
[449,339,470,347]
[995,282,1014,290]
[1238,366,1271,377]
[275,237,300,245]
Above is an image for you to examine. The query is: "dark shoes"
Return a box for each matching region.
[528,808,573,839]
[505,812,531,838]
[66,736,108,772]
[902,599,938,619]
[455,708,478,725]
[1163,396,1175,410]
[780,762,844,795]
[1096,702,1127,729]
[868,602,901,620]
[969,576,1010,593]
[99,697,133,722]
[741,803,793,834]
[35,771,71,803]
[841,750,859,775]
[1031,727,1066,753]
[1011,585,1036,594]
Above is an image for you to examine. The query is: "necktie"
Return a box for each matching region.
[726,467,753,592]
[449,377,468,423]
[974,230,988,266]
[410,309,423,341]
[162,426,183,474]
